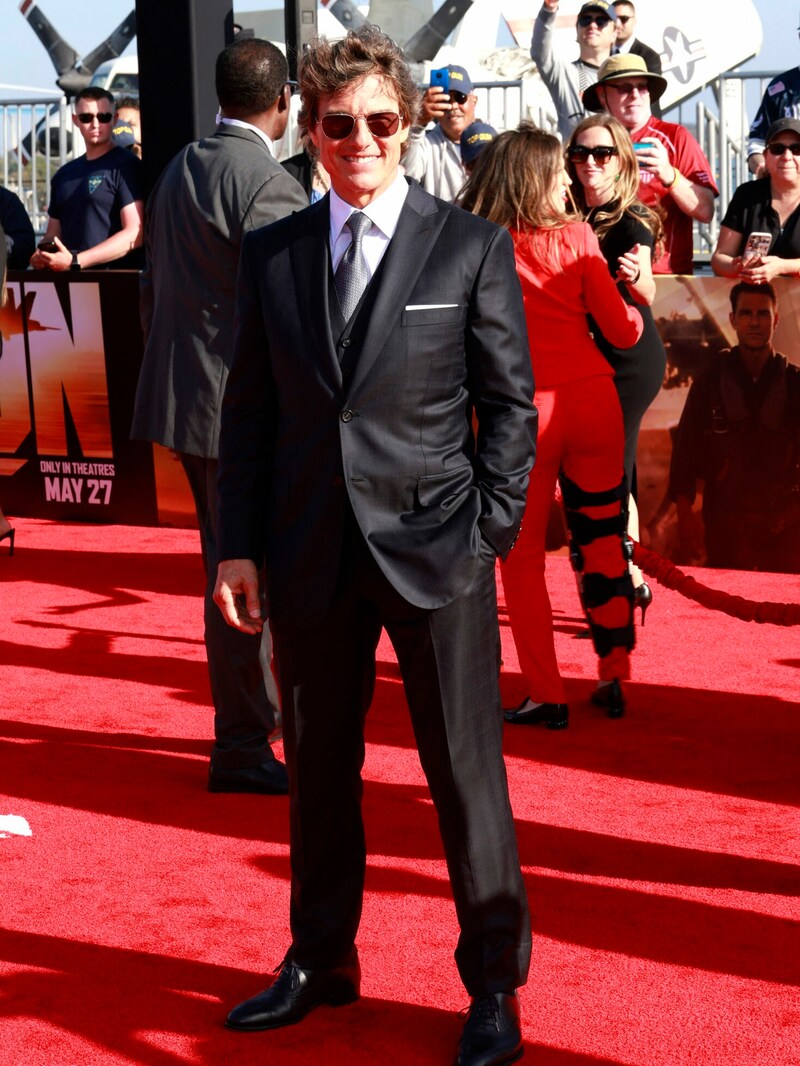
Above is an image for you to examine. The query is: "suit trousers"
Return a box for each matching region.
[270,511,532,995]
[180,454,280,770]
[501,378,631,703]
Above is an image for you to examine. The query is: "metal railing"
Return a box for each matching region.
[0,72,784,255]
[1,95,72,235]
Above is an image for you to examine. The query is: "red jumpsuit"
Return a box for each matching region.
[503,222,643,703]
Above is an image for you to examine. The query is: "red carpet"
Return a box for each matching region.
[1,519,798,1065]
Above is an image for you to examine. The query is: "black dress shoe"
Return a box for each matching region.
[503,697,568,730]
[456,992,523,1066]
[226,955,361,1031]
[208,758,289,794]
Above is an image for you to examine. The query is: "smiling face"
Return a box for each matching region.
[577,10,617,54]
[437,91,477,143]
[599,78,652,132]
[765,131,800,188]
[572,125,620,205]
[308,73,409,207]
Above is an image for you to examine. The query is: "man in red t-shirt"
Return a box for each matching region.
[583,53,718,273]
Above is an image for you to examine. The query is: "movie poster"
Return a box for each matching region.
[0,271,160,525]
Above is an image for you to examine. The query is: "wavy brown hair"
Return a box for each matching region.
[298,26,420,144]
[460,123,578,270]
[566,113,664,252]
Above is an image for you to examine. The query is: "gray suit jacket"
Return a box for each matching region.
[217,180,537,623]
[131,123,307,457]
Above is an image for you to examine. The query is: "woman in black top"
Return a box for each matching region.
[567,113,666,621]
[712,118,800,281]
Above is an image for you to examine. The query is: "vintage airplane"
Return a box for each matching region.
[18,0,766,142]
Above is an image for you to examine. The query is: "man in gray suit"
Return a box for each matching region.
[131,37,307,794]
[213,25,535,1066]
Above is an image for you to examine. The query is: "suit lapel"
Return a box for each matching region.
[348,182,447,394]
[289,196,341,388]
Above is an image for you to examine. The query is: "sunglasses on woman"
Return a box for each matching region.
[567,145,619,164]
[319,111,401,140]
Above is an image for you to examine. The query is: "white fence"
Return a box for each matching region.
[1,96,72,235]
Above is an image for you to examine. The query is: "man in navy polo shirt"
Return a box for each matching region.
[30,87,144,272]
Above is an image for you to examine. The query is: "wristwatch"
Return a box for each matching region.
[70,251,81,271]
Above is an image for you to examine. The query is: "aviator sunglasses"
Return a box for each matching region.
[766,141,800,156]
[319,111,401,140]
[567,144,618,164]
[76,111,113,124]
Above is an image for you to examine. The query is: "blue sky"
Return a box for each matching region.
[0,0,796,98]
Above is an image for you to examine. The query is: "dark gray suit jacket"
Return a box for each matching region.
[131,123,307,457]
[217,180,537,623]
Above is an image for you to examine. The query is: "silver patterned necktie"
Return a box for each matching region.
[335,211,373,321]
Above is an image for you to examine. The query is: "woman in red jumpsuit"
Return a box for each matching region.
[461,125,643,724]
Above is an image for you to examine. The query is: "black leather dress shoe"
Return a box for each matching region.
[503,697,568,730]
[226,955,361,1031]
[208,758,289,795]
[455,992,523,1066]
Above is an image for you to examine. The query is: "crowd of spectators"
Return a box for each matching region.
[2,4,799,279]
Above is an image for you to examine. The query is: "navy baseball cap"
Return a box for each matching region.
[446,65,473,95]
[766,118,800,143]
[460,121,497,164]
[578,1,617,21]
[112,122,137,149]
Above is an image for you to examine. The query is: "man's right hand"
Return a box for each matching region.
[213,559,264,634]
[418,86,454,126]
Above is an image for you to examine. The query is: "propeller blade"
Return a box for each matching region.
[326,0,365,31]
[402,0,474,62]
[18,0,79,77]
[79,11,137,76]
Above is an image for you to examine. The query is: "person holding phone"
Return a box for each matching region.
[566,113,666,624]
[401,62,477,201]
[29,87,144,272]
[583,54,717,274]
[712,119,800,282]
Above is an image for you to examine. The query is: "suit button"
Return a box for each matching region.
[332,475,345,487]
[341,338,352,348]
[341,410,353,422]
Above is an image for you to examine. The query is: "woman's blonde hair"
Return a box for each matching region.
[566,113,664,251]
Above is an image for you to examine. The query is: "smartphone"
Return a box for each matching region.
[742,231,772,261]
[38,239,58,253]
[430,67,449,92]
[632,141,655,168]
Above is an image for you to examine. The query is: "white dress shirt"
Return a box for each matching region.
[328,171,409,278]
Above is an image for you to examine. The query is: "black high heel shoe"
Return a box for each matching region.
[504,697,569,730]
[634,582,652,626]
[0,528,14,556]
[590,679,625,719]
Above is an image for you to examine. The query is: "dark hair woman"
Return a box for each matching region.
[461,125,643,723]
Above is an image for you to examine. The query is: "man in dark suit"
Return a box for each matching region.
[613,1,664,116]
[131,38,307,795]
[213,25,536,1066]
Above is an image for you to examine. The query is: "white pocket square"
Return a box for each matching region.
[404,303,459,310]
